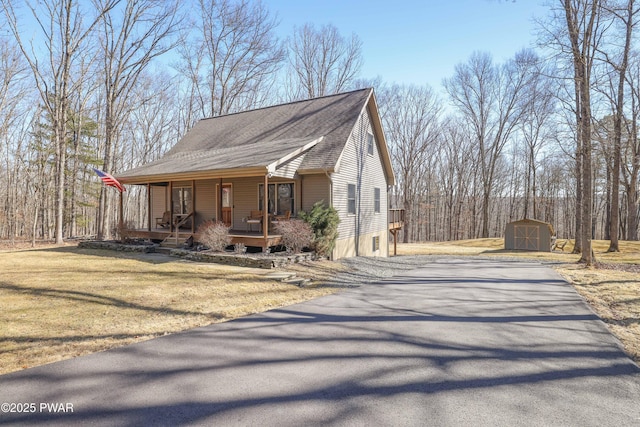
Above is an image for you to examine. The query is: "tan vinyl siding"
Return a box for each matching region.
[188,177,306,229]
[228,177,263,227]
[208,176,327,223]
[300,174,330,212]
[331,107,388,257]
[151,185,167,228]
[273,155,305,179]
[172,180,192,188]
[195,179,216,227]
[334,230,388,258]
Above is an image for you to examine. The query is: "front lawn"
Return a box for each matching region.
[0,246,338,374]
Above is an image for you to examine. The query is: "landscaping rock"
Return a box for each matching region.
[170,248,316,269]
[78,240,157,253]
[78,240,317,269]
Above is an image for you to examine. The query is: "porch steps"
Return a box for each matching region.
[159,234,192,249]
[159,240,182,248]
[264,271,312,288]
[155,246,173,255]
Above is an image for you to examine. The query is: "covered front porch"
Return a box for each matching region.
[121,172,301,252]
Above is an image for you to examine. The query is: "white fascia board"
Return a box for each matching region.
[266,136,324,174]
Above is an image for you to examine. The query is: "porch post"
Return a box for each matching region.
[218,178,223,223]
[169,181,173,233]
[118,190,124,232]
[147,183,151,231]
[263,174,269,241]
[192,179,196,233]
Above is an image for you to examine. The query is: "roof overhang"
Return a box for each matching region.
[367,91,395,186]
[119,166,269,185]
[118,137,323,185]
[266,137,323,174]
[332,89,395,186]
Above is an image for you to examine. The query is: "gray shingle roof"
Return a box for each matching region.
[118,88,372,182]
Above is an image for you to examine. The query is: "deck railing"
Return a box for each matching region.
[388,209,405,228]
[388,209,404,256]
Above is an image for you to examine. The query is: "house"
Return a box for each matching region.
[504,218,555,252]
[117,88,403,259]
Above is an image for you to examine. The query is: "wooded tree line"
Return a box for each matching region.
[0,0,637,264]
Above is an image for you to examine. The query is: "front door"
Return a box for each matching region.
[221,184,232,227]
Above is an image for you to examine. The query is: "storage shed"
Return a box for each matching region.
[504,218,555,252]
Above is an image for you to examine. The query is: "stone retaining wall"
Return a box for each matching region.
[78,240,317,269]
[78,241,157,253]
[169,249,317,269]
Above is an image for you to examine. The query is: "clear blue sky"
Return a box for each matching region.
[264,0,549,89]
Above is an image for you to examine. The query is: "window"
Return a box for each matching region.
[172,186,192,215]
[259,183,295,215]
[222,186,231,208]
[347,184,356,214]
[372,235,380,251]
[374,187,381,213]
[367,133,374,155]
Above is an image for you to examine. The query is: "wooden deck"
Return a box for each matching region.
[388,209,405,256]
[127,228,282,251]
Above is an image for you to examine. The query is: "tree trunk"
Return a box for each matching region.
[607,0,634,251]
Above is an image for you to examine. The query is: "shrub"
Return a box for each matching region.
[197,220,231,252]
[298,201,340,257]
[274,219,314,254]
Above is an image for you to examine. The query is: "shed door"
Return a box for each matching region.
[514,225,539,251]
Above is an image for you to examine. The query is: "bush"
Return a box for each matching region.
[298,201,340,257]
[197,220,231,252]
[274,219,314,254]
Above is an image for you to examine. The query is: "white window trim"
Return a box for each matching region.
[347,183,356,216]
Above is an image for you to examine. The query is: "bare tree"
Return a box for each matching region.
[177,0,284,121]
[623,50,640,240]
[95,0,181,240]
[518,55,556,219]
[444,50,532,238]
[600,0,638,251]
[1,0,118,244]
[0,36,29,241]
[287,23,363,99]
[437,117,476,241]
[379,84,442,243]
[560,0,604,265]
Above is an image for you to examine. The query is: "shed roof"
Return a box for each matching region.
[506,218,555,235]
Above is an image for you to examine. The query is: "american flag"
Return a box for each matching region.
[93,168,125,193]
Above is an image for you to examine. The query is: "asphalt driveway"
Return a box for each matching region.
[1,258,639,426]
